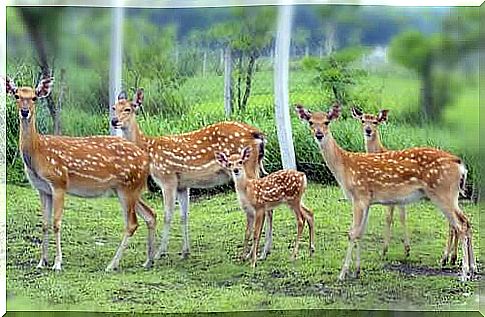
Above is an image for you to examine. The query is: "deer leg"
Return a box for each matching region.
[398,205,410,257]
[106,191,139,272]
[382,205,394,257]
[37,191,52,269]
[260,209,273,260]
[155,182,177,259]
[441,225,455,266]
[51,188,65,271]
[340,203,368,281]
[135,199,157,269]
[450,227,459,266]
[177,188,190,259]
[251,209,265,268]
[290,205,304,261]
[243,209,255,260]
[301,204,315,255]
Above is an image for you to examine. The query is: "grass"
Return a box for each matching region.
[6,183,480,313]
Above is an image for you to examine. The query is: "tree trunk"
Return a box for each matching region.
[274,4,296,170]
[202,50,207,77]
[109,6,124,136]
[324,23,337,56]
[236,52,243,111]
[19,9,60,134]
[219,48,224,73]
[241,51,257,111]
[223,46,233,117]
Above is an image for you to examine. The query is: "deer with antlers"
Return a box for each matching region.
[215,147,315,267]
[5,76,157,271]
[111,89,274,260]
[296,102,475,281]
[351,107,461,266]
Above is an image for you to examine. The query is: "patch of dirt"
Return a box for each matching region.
[384,262,481,280]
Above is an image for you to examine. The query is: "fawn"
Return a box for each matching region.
[296,102,475,281]
[5,76,156,271]
[215,147,315,268]
[350,107,411,257]
[351,107,461,266]
[112,89,274,260]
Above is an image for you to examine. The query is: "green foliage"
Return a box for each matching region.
[302,46,369,106]
[6,184,480,312]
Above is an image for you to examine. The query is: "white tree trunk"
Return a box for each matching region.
[109,6,123,137]
[219,48,224,72]
[202,50,207,77]
[324,23,337,56]
[223,46,232,117]
[274,4,296,170]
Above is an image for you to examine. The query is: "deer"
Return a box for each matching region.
[215,147,315,268]
[351,107,460,266]
[295,102,475,281]
[350,107,411,258]
[111,89,274,261]
[5,76,157,272]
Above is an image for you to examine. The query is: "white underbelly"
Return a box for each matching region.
[25,168,52,194]
[372,189,425,206]
[66,185,115,198]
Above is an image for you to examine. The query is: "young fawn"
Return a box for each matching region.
[296,102,475,281]
[351,107,461,266]
[5,76,156,271]
[112,89,274,260]
[350,107,410,257]
[215,147,315,268]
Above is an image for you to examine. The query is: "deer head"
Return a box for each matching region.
[295,101,341,145]
[5,76,54,121]
[111,88,144,130]
[351,107,389,140]
[215,147,252,180]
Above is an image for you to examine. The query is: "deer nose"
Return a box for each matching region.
[315,131,324,140]
[365,127,372,135]
[111,118,119,127]
[233,168,240,175]
[20,109,29,118]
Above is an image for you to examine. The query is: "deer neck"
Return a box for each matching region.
[365,133,385,153]
[319,132,347,183]
[19,112,40,170]
[122,119,149,150]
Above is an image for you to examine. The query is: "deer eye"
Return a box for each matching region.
[324,121,330,126]
[14,94,19,100]
[238,160,243,165]
[373,121,378,125]
[124,108,131,113]
[31,96,37,102]
[227,163,233,168]
[361,120,365,124]
[308,121,313,126]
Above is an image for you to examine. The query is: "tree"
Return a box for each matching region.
[389,31,441,121]
[18,7,64,134]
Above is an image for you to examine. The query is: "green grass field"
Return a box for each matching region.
[6,183,480,313]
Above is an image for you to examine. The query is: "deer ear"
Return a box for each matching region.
[132,88,144,110]
[351,107,363,120]
[295,104,312,122]
[215,152,228,167]
[35,77,54,98]
[377,109,389,123]
[327,101,341,121]
[4,77,17,95]
[240,146,252,162]
[117,91,128,101]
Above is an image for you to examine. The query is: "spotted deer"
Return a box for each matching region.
[5,76,156,272]
[350,107,411,257]
[296,102,475,281]
[215,147,315,267]
[112,89,274,260]
[351,107,461,266]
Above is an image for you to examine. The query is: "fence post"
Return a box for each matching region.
[109,5,124,137]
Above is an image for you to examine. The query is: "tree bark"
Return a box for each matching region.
[236,52,243,111]
[241,51,257,111]
[324,23,337,56]
[223,46,233,117]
